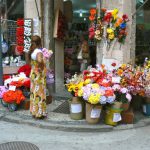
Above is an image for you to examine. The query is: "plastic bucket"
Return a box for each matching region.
[143,104,150,116]
[105,107,122,126]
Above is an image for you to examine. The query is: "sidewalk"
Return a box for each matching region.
[0,99,150,132]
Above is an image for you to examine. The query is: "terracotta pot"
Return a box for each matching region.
[70,97,84,120]
[121,103,130,111]
[86,102,102,124]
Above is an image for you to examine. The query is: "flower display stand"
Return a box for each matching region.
[121,108,134,124]
[105,107,122,126]
[86,103,102,124]
[70,97,84,120]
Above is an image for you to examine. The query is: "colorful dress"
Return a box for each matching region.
[30,48,47,118]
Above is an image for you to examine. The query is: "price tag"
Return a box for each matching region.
[9,85,16,91]
[113,113,122,122]
[91,109,101,118]
[143,105,146,113]
[112,77,121,83]
[71,104,82,113]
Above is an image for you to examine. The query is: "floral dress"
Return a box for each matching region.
[30,49,47,118]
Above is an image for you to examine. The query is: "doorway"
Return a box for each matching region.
[64,0,96,79]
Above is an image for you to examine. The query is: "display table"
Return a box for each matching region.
[3,66,20,74]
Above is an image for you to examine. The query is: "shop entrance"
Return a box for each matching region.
[64,0,96,78]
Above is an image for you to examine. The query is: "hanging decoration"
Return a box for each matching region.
[24,19,33,53]
[88,8,129,44]
[16,18,24,55]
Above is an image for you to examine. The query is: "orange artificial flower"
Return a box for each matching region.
[105,90,114,96]
[90,8,96,15]
[89,15,95,21]
[117,69,123,76]
[101,8,107,13]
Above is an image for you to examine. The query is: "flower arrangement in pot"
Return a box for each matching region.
[77,65,116,124]
[65,74,87,120]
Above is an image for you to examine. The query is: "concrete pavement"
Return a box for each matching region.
[0,99,150,132]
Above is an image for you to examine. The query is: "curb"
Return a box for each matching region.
[0,112,150,132]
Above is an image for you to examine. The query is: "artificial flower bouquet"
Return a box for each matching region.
[65,73,85,97]
[88,7,129,44]
[77,65,115,105]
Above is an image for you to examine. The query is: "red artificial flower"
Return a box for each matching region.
[111,63,116,67]
[104,12,112,22]
[17,36,24,45]
[10,81,23,88]
[17,19,24,26]
[16,45,24,55]
[105,89,114,96]
[18,64,31,77]
[122,14,129,21]
[16,27,24,36]
[23,78,30,88]
[3,75,11,81]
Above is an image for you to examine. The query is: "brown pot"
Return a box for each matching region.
[121,103,130,111]
[86,102,102,124]
[70,97,84,120]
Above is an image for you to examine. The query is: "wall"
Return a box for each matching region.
[96,0,136,65]
[24,0,41,36]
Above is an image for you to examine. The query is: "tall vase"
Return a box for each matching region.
[70,97,84,120]
[86,102,102,124]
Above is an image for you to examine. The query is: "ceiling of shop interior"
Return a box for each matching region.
[70,0,96,22]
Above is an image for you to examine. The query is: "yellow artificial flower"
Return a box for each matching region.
[91,83,99,88]
[107,28,114,34]
[78,89,83,97]
[88,93,101,104]
[120,64,127,69]
[112,8,119,15]
[67,84,75,92]
[108,33,115,40]
[84,79,91,85]
[117,69,123,76]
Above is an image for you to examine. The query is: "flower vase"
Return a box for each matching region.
[105,106,122,126]
[70,97,84,120]
[85,102,102,124]
[1,99,8,107]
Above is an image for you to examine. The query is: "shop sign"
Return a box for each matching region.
[24,19,33,53]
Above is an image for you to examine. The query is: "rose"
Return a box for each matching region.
[120,23,126,29]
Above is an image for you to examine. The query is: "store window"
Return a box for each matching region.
[136,0,150,65]
[64,0,96,78]
[0,0,25,74]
